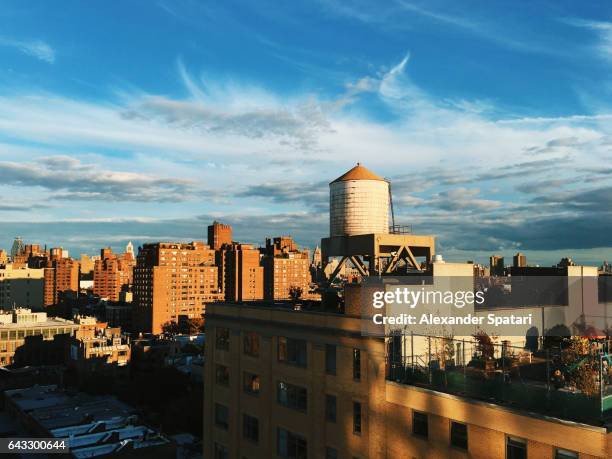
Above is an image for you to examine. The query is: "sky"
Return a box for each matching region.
[0,0,611,267]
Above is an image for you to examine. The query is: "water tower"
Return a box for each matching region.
[321,163,435,282]
[330,163,389,236]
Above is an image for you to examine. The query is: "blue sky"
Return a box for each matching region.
[0,0,611,266]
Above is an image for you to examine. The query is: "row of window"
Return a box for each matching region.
[215,375,362,434]
[215,327,361,380]
[213,424,307,459]
[411,411,577,459]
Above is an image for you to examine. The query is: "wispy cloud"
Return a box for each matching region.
[0,36,55,63]
[0,155,196,202]
[561,18,612,62]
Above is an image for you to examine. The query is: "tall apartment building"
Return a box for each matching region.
[93,248,135,301]
[133,242,222,334]
[204,290,612,459]
[223,243,263,302]
[263,237,310,301]
[0,250,7,267]
[209,221,233,250]
[43,253,79,307]
[0,265,45,309]
[489,255,505,276]
[513,252,527,268]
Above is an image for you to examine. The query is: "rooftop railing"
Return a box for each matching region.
[386,332,612,426]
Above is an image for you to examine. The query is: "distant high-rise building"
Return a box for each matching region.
[93,248,134,301]
[43,253,79,307]
[79,254,95,276]
[312,245,322,268]
[513,252,527,268]
[10,237,24,258]
[263,237,310,301]
[133,242,222,334]
[0,250,8,268]
[489,255,505,276]
[223,243,263,302]
[126,241,134,257]
[208,221,233,250]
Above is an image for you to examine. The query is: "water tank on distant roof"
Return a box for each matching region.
[329,163,389,237]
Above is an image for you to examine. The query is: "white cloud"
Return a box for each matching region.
[0,37,55,63]
[562,18,612,62]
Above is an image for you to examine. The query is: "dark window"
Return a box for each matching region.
[450,421,468,450]
[412,411,428,438]
[325,394,336,422]
[278,337,307,367]
[214,443,229,459]
[277,428,307,459]
[216,327,230,350]
[555,449,578,459]
[507,437,527,459]
[243,414,259,443]
[353,348,361,380]
[325,344,336,375]
[325,447,338,459]
[353,401,362,434]
[277,381,307,411]
[243,372,260,395]
[214,404,229,430]
[243,331,260,357]
[215,364,229,386]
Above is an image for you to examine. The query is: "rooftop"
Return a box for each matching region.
[331,163,385,183]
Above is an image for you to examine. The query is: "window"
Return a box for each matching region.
[214,404,229,430]
[325,447,338,459]
[278,337,307,367]
[450,421,468,450]
[216,327,229,350]
[325,395,336,423]
[243,372,260,395]
[555,449,578,459]
[243,331,260,357]
[325,344,336,375]
[353,348,361,380]
[277,428,307,459]
[214,443,229,459]
[353,401,362,434]
[506,436,526,459]
[412,411,428,438]
[243,414,259,443]
[216,364,229,386]
[277,381,307,411]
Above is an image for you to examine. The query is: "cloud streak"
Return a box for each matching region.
[0,36,55,63]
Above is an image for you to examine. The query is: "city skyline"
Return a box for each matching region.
[0,1,611,265]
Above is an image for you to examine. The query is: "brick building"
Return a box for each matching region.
[204,289,612,459]
[263,237,310,301]
[43,250,79,307]
[223,243,263,302]
[208,221,233,250]
[93,247,134,301]
[133,242,222,334]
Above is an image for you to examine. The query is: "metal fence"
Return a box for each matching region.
[386,332,612,425]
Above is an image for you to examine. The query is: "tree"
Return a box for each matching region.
[472,331,496,360]
[561,336,600,396]
[289,285,303,302]
[161,321,180,335]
